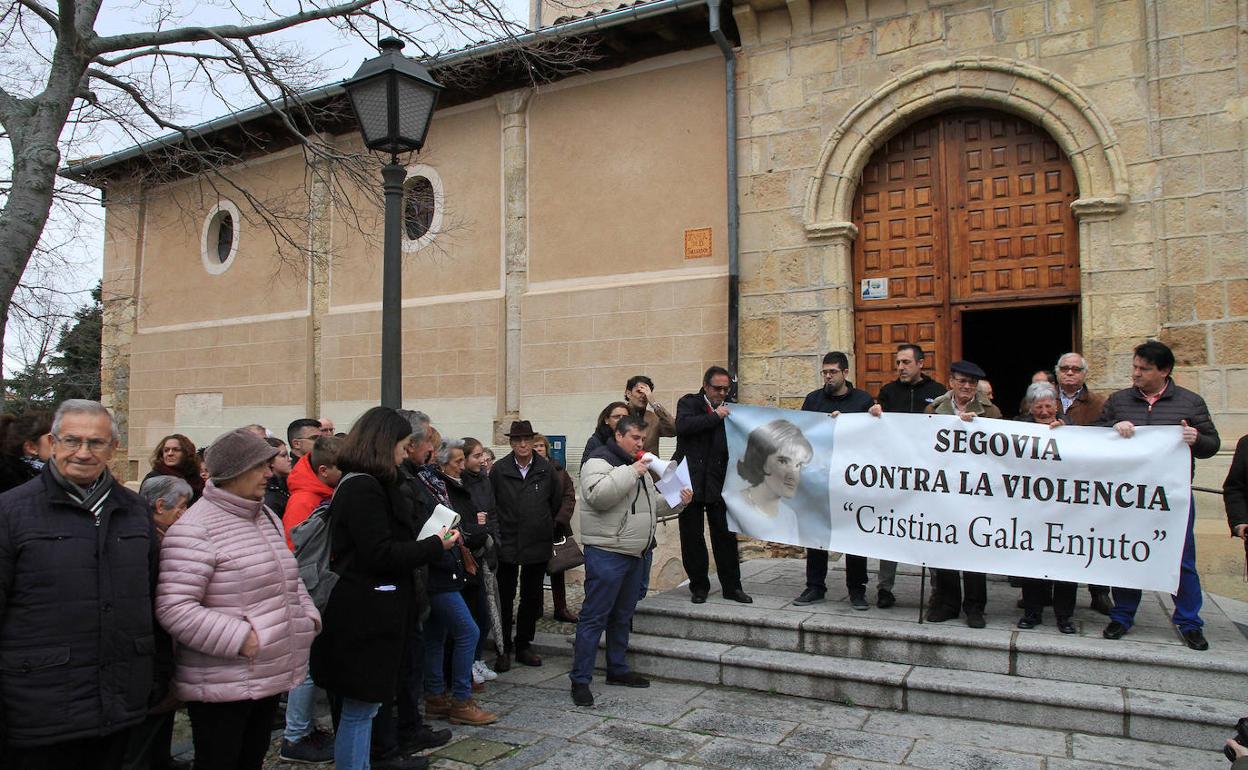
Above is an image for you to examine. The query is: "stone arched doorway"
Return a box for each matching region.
[850,109,1080,414]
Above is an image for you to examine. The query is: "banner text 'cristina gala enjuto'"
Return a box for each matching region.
[723,406,1190,593]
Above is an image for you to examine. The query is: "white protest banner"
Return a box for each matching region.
[724,404,1191,593]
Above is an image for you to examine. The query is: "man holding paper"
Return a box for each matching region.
[570,416,691,707]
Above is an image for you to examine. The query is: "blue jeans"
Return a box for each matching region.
[423,590,480,701]
[571,546,645,685]
[639,546,654,600]
[334,698,380,770]
[1110,500,1203,632]
[283,671,317,742]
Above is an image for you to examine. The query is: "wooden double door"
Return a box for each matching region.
[851,110,1080,399]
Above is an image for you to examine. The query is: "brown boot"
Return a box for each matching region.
[424,692,453,719]
[448,697,497,726]
[552,574,579,623]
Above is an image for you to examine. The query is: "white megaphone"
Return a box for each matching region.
[638,452,675,480]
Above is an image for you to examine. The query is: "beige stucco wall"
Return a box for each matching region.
[528,52,730,282]
[328,103,503,307]
[137,150,311,328]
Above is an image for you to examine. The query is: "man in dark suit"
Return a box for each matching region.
[673,366,752,604]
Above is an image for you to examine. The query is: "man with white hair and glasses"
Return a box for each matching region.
[0,400,166,769]
[1053,351,1111,614]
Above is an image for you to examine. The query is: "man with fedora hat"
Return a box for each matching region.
[489,420,563,671]
[924,360,1002,628]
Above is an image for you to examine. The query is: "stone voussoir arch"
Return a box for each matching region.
[804,56,1131,239]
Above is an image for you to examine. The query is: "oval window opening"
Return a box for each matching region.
[403,176,435,242]
[215,213,234,263]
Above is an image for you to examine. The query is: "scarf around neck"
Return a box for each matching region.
[49,462,115,526]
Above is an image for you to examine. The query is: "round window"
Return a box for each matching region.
[400,165,443,252]
[201,201,241,274]
[404,177,434,241]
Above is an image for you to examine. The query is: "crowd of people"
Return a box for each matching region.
[0,335,1242,769]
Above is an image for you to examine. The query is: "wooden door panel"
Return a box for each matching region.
[855,308,946,399]
[853,118,947,310]
[947,114,1079,301]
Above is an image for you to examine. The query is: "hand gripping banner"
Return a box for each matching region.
[723,405,1191,593]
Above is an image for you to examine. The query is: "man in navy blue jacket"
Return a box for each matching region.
[792,352,876,610]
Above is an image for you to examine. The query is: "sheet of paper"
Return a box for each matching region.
[417,503,461,541]
[654,458,691,508]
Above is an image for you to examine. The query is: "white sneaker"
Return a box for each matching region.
[473,659,498,681]
[472,662,486,685]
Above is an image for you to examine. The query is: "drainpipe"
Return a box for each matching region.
[707,0,740,378]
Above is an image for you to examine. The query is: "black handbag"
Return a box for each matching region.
[547,534,585,575]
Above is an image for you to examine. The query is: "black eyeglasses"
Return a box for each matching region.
[707,385,730,392]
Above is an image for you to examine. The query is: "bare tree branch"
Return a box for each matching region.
[13,0,58,31]
[90,1,375,54]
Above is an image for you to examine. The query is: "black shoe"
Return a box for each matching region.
[925,606,957,623]
[691,591,708,604]
[493,653,511,673]
[1182,628,1209,651]
[848,591,869,610]
[876,589,896,609]
[605,671,650,688]
[374,754,430,770]
[1090,591,1113,616]
[515,648,542,667]
[1056,617,1077,635]
[399,725,453,753]
[571,682,594,707]
[279,731,335,764]
[792,587,825,606]
[724,588,753,604]
[965,609,986,629]
[1017,611,1042,629]
[1103,621,1128,640]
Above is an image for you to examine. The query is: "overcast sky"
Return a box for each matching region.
[4,0,531,374]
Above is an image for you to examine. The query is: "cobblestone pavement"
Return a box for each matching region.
[379,650,1227,769]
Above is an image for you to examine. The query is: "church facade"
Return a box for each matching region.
[75,0,1244,484]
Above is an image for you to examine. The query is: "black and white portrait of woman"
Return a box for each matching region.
[728,419,813,545]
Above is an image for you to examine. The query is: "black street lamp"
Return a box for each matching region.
[342,37,444,408]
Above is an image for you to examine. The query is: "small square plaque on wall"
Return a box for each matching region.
[684,227,713,259]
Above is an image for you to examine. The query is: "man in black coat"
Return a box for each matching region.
[0,400,164,770]
[867,343,946,609]
[489,420,561,670]
[673,366,751,604]
[1096,340,1220,651]
[792,352,876,610]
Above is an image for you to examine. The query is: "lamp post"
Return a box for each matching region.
[342,37,444,408]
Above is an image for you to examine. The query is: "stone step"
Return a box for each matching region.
[630,594,1248,698]
[529,630,1241,752]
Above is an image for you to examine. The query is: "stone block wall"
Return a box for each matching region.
[518,274,729,444]
[732,0,1247,440]
[126,316,310,476]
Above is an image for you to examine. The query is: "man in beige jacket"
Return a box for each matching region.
[569,416,690,708]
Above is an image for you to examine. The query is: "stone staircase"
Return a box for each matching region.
[534,557,1248,750]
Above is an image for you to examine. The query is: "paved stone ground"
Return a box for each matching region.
[395,651,1230,769]
[226,558,1244,769]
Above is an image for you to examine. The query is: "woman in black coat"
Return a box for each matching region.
[582,402,629,459]
[421,440,497,725]
[0,410,52,493]
[309,407,459,770]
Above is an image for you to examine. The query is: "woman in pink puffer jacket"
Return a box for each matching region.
[157,428,320,770]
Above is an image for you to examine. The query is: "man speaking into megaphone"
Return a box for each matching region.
[569,415,692,708]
